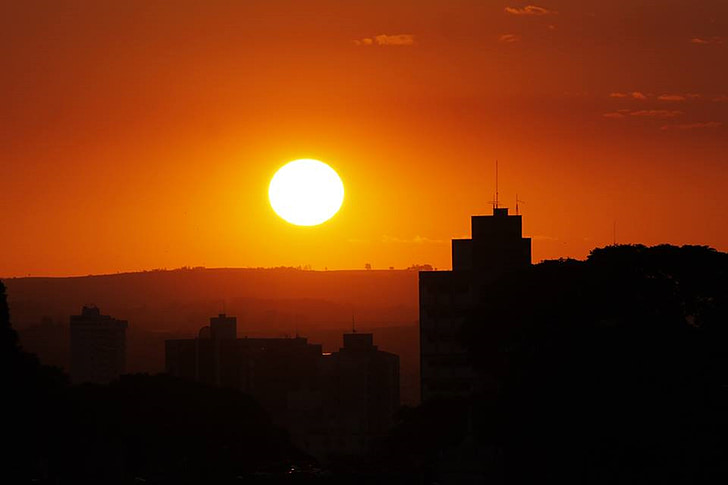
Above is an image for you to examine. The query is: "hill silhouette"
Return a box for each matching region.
[5,267,422,404]
[5,268,417,334]
[4,267,418,334]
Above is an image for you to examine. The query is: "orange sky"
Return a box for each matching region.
[2,0,727,277]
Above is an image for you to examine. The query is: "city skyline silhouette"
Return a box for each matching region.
[3,1,728,483]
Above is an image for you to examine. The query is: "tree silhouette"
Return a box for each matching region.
[0,280,18,355]
[377,245,728,484]
[459,244,728,483]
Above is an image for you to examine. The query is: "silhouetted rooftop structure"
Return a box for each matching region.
[342,332,375,351]
[420,206,531,401]
[452,207,531,272]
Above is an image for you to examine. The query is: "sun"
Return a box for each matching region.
[269,159,345,226]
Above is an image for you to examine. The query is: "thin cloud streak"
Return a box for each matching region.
[604,109,683,119]
[354,34,416,46]
[499,33,521,43]
[504,5,557,16]
[690,36,724,45]
[629,109,683,118]
[610,92,647,100]
[658,93,701,101]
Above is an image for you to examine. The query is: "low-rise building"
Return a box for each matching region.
[165,315,400,461]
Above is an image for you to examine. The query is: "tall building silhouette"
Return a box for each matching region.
[70,306,127,384]
[419,207,531,401]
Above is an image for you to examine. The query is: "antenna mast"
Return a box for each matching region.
[495,160,499,209]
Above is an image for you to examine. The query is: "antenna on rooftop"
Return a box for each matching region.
[495,160,500,209]
[489,160,501,211]
[352,312,356,333]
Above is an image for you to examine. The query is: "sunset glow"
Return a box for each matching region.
[1,1,727,276]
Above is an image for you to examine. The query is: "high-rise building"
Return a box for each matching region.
[419,207,531,401]
[69,306,127,384]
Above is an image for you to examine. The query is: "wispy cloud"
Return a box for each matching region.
[713,94,728,102]
[611,92,703,102]
[505,5,557,16]
[355,34,415,46]
[690,36,724,45]
[498,33,521,43]
[661,122,722,131]
[610,91,647,100]
[604,109,683,119]
[375,34,416,46]
[629,109,683,118]
[658,93,701,101]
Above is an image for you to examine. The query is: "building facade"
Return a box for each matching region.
[70,306,128,384]
[419,207,531,401]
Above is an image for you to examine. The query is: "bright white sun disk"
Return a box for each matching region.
[268,159,344,226]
